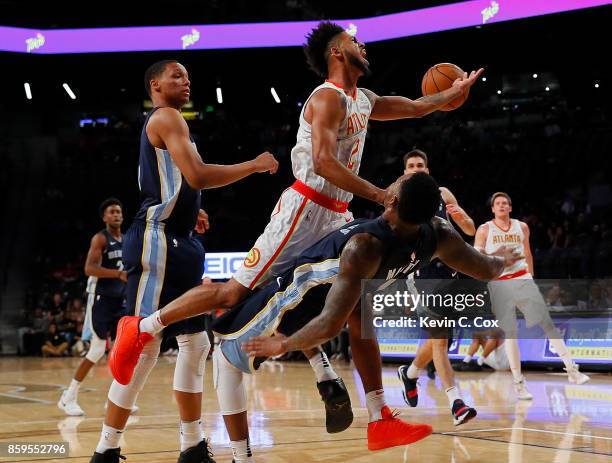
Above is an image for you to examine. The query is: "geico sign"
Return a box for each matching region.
[203,252,248,280]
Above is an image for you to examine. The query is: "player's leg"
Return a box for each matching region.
[398,339,432,407]
[430,336,477,426]
[91,333,162,461]
[519,280,590,384]
[213,348,253,463]
[347,306,432,450]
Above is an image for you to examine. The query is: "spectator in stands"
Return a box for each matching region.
[41,322,69,357]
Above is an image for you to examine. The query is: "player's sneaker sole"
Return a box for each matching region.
[317,378,353,433]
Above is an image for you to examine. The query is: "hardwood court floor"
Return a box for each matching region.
[0,356,610,462]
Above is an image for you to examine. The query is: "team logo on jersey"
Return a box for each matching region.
[244,247,261,268]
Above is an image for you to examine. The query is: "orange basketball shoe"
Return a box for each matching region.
[367,405,433,451]
[109,316,153,385]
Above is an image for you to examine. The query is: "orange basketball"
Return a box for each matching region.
[421,63,468,111]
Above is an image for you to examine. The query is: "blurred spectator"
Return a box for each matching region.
[41,323,69,357]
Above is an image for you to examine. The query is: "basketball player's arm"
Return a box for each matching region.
[520,222,534,275]
[440,187,475,236]
[473,223,489,253]
[242,235,383,356]
[434,219,508,280]
[84,233,126,281]
[150,108,278,190]
[310,90,386,204]
[361,70,483,120]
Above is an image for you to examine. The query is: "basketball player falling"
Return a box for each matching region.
[111,21,484,445]
[234,173,521,458]
[474,192,590,400]
[58,198,132,417]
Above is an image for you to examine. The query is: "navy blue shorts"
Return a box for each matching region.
[87,294,126,339]
[123,220,206,339]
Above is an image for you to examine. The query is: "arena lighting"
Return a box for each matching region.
[481,77,487,82]
[216,87,223,104]
[497,89,502,94]
[62,83,76,99]
[595,83,600,88]
[270,87,281,103]
[2,0,611,54]
[545,86,550,91]
[24,82,32,99]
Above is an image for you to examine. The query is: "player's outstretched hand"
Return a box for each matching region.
[195,209,210,234]
[242,334,287,357]
[495,245,524,268]
[452,68,484,92]
[253,151,279,174]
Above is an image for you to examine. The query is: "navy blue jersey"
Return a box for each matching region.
[417,199,457,279]
[134,107,201,235]
[213,217,437,338]
[86,229,126,298]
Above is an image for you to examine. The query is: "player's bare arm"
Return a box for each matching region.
[433,218,519,280]
[308,89,386,204]
[147,107,278,190]
[242,234,383,357]
[473,223,489,253]
[440,186,476,236]
[361,69,484,121]
[84,233,126,281]
[520,221,535,275]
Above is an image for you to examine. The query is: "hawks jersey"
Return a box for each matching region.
[291,80,373,205]
[485,219,528,277]
[134,107,201,235]
[86,229,125,298]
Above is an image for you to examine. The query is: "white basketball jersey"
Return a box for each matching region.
[291,80,373,204]
[485,219,529,277]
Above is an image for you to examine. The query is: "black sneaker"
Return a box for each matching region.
[90,448,126,462]
[397,365,419,407]
[177,439,216,463]
[426,361,436,380]
[452,399,477,426]
[317,378,353,433]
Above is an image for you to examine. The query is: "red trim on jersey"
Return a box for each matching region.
[291,180,349,213]
[249,197,308,289]
[325,79,357,100]
[492,219,513,233]
[497,269,529,280]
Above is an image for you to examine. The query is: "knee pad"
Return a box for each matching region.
[213,347,247,415]
[108,334,161,409]
[173,332,211,394]
[85,333,106,363]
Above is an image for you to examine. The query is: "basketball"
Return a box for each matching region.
[421,63,468,111]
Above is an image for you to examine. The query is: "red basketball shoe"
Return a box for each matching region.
[109,316,153,385]
[367,405,433,451]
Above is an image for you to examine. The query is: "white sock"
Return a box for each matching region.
[180,419,204,452]
[139,312,165,335]
[309,351,338,382]
[407,363,420,379]
[505,339,523,381]
[67,379,81,399]
[547,338,574,370]
[95,424,123,453]
[463,354,472,363]
[366,389,386,422]
[477,356,485,366]
[231,438,254,462]
[445,386,461,406]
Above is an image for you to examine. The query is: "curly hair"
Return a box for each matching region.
[303,21,345,78]
[397,173,441,224]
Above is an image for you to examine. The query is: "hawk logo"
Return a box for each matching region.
[244,247,261,268]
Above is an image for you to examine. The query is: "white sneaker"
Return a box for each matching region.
[58,391,84,416]
[565,363,590,385]
[514,377,533,400]
[104,402,139,414]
